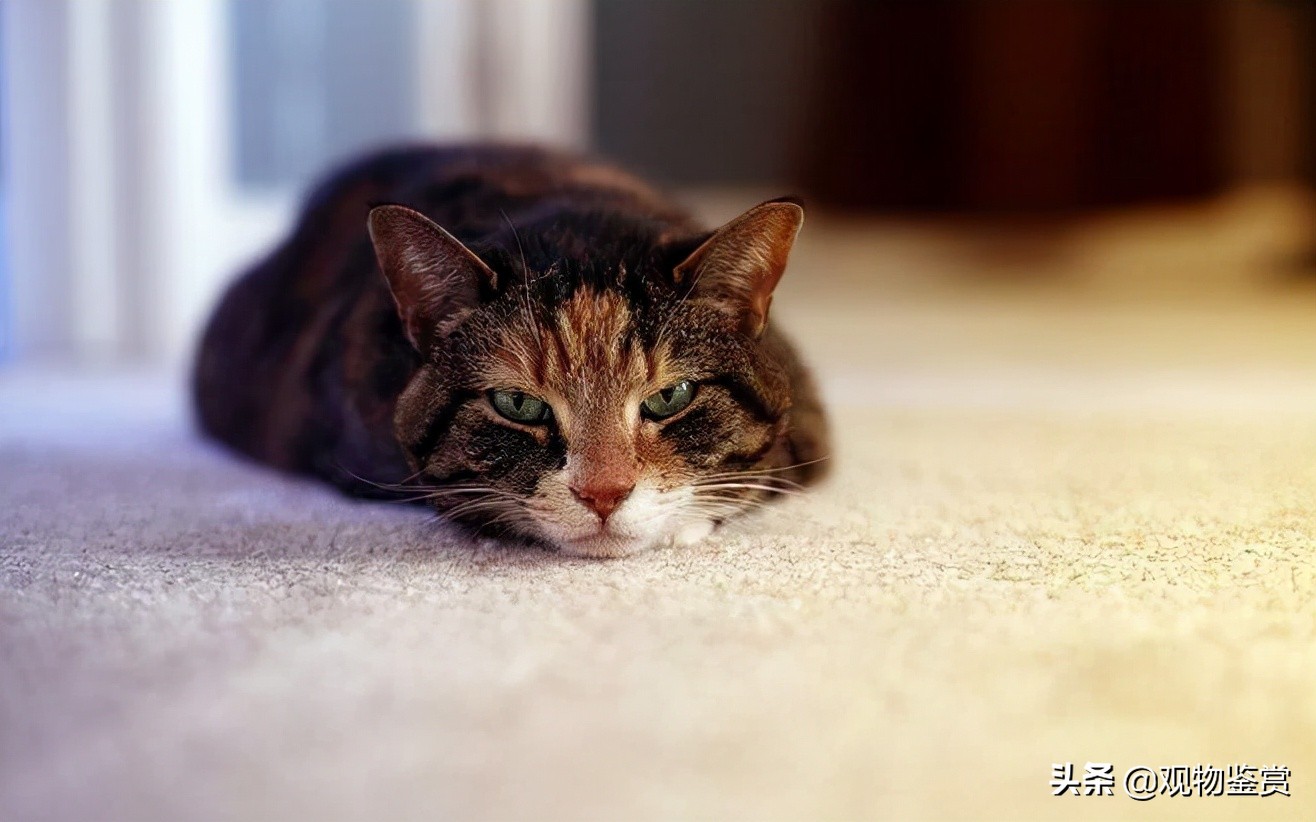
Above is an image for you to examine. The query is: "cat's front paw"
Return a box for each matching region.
[670,519,715,549]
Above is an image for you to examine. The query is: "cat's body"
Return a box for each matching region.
[194,144,828,556]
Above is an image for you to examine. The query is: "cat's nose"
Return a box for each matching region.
[570,481,634,522]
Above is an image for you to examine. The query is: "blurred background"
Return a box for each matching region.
[0,0,1313,371]
[7,6,1316,818]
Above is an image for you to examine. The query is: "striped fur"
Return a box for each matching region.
[193,144,829,557]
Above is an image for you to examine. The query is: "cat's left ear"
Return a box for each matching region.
[368,204,498,350]
[673,197,804,337]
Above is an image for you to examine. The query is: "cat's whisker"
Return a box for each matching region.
[691,496,794,513]
[695,496,799,510]
[444,499,521,526]
[427,494,530,540]
[709,487,799,501]
[687,496,773,513]
[697,457,831,482]
[694,481,805,497]
[447,505,513,524]
[694,474,806,492]
[672,507,739,526]
[390,484,525,509]
[698,466,808,480]
[433,488,518,504]
[382,493,449,505]
[676,502,737,516]
[473,505,532,535]
[695,474,806,488]
[333,462,429,493]
[420,489,524,508]
[404,482,515,495]
[686,492,767,508]
[482,507,527,527]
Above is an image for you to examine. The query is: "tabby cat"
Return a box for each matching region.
[193,145,828,557]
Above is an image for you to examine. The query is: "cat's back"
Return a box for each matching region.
[324,144,685,237]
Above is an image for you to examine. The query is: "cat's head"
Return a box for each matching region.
[367,199,805,557]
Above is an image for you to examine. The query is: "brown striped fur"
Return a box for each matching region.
[193,144,828,557]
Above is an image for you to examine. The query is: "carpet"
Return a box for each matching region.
[3,194,1315,820]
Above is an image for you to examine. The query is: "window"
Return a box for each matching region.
[229,0,421,191]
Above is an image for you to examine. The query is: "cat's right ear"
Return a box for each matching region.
[671,197,804,337]
[367,204,498,350]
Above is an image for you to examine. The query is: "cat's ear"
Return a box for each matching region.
[673,197,804,337]
[368,204,498,350]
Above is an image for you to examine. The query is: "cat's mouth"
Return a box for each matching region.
[548,512,679,557]
[522,481,679,557]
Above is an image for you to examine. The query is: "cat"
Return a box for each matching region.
[193,144,829,557]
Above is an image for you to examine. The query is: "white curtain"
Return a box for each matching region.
[0,0,589,367]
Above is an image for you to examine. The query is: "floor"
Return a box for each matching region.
[2,189,1315,820]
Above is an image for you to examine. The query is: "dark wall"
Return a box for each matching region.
[593,0,1311,215]
[592,0,820,187]
[1306,3,1316,186]
[800,1,1230,212]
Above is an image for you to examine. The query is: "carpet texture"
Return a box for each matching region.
[3,195,1315,820]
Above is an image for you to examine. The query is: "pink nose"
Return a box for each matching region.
[570,481,634,522]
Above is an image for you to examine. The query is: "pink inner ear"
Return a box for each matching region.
[675,200,803,335]
[368,205,497,349]
[747,294,774,335]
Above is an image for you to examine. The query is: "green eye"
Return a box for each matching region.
[489,390,553,424]
[642,380,696,420]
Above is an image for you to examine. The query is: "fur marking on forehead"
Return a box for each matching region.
[552,288,634,378]
[485,286,652,399]
[547,288,653,424]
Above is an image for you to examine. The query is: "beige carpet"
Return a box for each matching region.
[2,191,1315,820]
